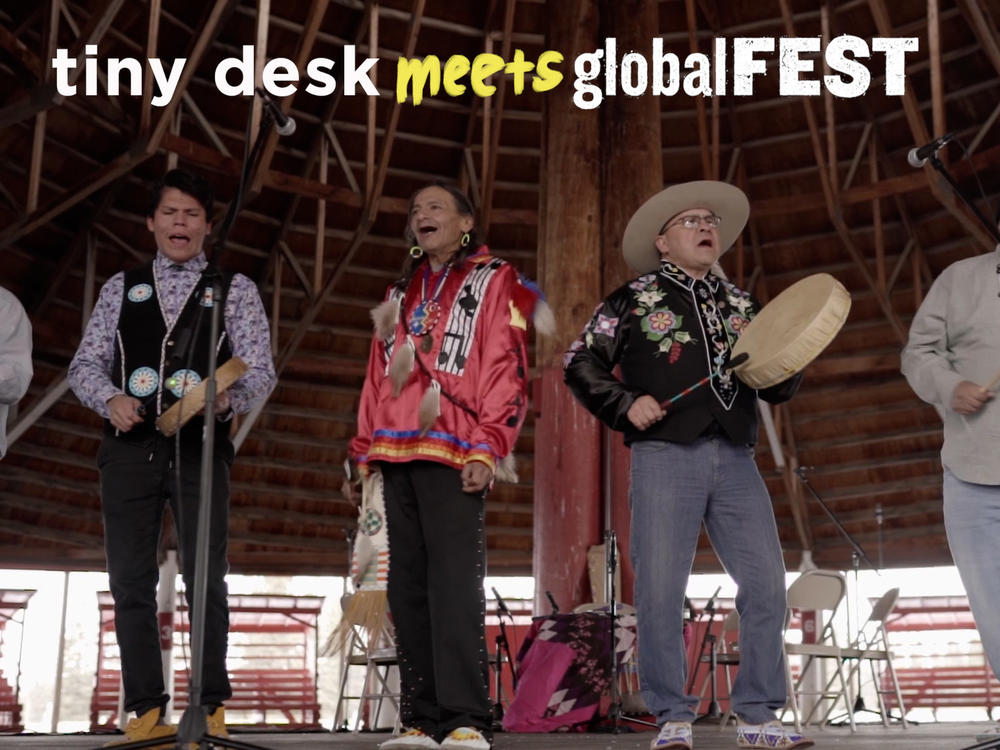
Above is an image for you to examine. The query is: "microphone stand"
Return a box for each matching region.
[794,466,891,727]
[923,153,1000,246]
[490,592,517,731]
[687,587,723,723]
[111,106,279,750]
[600,428,656,733]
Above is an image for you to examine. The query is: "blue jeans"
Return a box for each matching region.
[629,437,787,724]
[944,467,1000,680]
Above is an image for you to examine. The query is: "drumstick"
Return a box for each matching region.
[986,368,1000,393]
[658,352,749,409]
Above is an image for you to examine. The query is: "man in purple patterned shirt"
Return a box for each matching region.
[69,169,276,745]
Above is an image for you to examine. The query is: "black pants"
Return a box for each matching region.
[98,435,233,715]
[381,461,492,741]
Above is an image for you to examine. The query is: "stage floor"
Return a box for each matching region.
[0,723,997,750]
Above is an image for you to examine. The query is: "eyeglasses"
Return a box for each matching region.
[660,214,723,232]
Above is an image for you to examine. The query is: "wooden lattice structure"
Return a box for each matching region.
[0,1,999,596]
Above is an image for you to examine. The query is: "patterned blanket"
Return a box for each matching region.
[502,610,637,732]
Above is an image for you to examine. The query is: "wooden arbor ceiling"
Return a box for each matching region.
[0,0,998,576]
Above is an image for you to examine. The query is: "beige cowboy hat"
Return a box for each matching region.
[622,180,750,274]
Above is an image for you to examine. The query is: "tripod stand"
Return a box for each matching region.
[686,587,726,723]
[600,527,656,732]
[961,736,1000,750]
[795,467,903,727]
[490,588,518,731]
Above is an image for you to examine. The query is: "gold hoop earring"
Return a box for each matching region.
[409,245,424,258]
[460,232,471,248]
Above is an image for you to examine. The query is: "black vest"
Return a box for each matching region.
[107,262,233,449]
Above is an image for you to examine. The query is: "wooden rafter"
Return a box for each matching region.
[957,0,1000,78]
[274,0,427,378]
[0,150,149,250]
[29,181,124,318]
[249,0,331,195]
[0,24,42,82]
[841,122,873,191]
[0,0,235,251]
[867,0,996,252]
[869,130,885,292]
[821,4,838,198]
[251,0,270,143]
[252,0,375,295]
[0,0,126,130]
[365,1,378,203]
[685,0,711,179]
[456,0,499,201]
[928,0,945,149]
[479,0,515,235]
[778,0,907,343]
[139,0,161,135]
[146,0,237,152]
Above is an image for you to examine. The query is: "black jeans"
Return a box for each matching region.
[380,461,492,742]
[98,435,233,715]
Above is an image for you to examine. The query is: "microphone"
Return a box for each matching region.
[907,132,954,168]
[794,465,815,478]
[546,590,560,614]
[254,87,296,136]
[492,587,512,618]
[704,585,722,614]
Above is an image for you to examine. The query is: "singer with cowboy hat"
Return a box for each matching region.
[563,180,811,750]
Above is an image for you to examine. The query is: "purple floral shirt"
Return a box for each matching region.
[69,251,276,418]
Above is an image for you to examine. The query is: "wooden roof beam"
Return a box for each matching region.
[147,0,237,152]
[867,0,996,252]
[0,515,99,548]
[685,0,711,179]
[821,4,838,199]
[0,149,150,250]
[0,0,125,129]
[928,0,946,155]
[0,0,235,250]
[249,0,331,195]
[779,0,907,344]
[253,0,373,290]
[480,0,516,235]
[0,23,42,82]
[454,1,498,201]
[139,0,161,135]
[30,181,125,318]
[957,0,1000,79]
[273,0,426,380]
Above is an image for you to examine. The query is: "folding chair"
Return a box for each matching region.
[332,594,401,734]
[782,569,856,733]
[820,587,908,728]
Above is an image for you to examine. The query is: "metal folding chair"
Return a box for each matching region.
[820,587,909,728]
[782,569,856,733]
